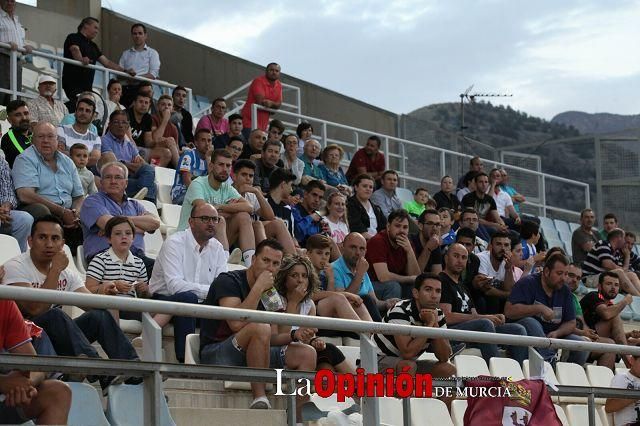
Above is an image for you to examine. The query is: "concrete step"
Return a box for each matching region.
[169,407,286,426]
[165,390,287,410]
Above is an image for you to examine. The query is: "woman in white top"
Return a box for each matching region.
[323,192,349,249]
[281,133,305,185]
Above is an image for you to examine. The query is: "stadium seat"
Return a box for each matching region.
[396,188,414,206]
[75,245,87,274]
[154,166,176,207]
[598,404,613,426]
[451,399,467,426]
[161,203,182,232]
[611,294,634,321]
[569,222,580,233]
[628,296,640,321]
[0,234,21,265]
[309,393,356,413]
[615,367,629,376]
[337,345,359,368]
[539,216,555,231]
[410,398,453,426]
[184,333,200,364]
[586,364,614,388]
[554,219,571,236]
[565,404,604,426]
[558,231,572,243]
[555,362,592,403]
[522,360,559,385]
[106,384,175,426]
[554,404,570,426]
[489,357,524,381]
[63,244,83,277]
[137,199,165,258]
[546,238,564,250]
[67,382,109,426]
[378,397,403,426]
[454,355,490,377]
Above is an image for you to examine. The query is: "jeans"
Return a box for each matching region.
[361,294,382,322]
[5,210,33,252]
[515,317,590,365]
[373,281,402,301]
[152,291,199,363]
[32,307,138,361]
[127,163,157,202]
[450,318,528,365]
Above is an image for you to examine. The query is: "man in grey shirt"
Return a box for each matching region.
[572,208,599,265]
[370,170,402,219]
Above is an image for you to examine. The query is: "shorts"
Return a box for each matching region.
[584,274,600,288]
[0,402,28,425]
[200,334,287,369]
[316,342,346,367]
[377,354,440,374]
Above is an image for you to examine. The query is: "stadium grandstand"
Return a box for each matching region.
[2,1,640,426]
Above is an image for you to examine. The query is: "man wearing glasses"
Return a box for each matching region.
[100,109,157,202]
[80,160,160,276]
[149,202,228,363]
[410,209,444,274]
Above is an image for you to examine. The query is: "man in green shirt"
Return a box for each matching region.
[178,149,256,266]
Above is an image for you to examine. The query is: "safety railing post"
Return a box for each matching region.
[540,177,547,218]
[587,392,596,426]
[287,378,297,426]
[440,151,447,180]
[360,334,380,425]
[9,49,17,101]
[187,88,194,115]
[252,103,258,130]
[322,122,327,148]
[141,312,162,425]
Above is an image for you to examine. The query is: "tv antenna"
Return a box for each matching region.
[459,86,513,136]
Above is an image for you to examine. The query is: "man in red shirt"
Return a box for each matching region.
[345,135,386,185]
[241,63,282,133]
[0,300,71,424]
[365,209,421,301]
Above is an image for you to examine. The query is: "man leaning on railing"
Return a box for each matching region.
[0,0,33,106]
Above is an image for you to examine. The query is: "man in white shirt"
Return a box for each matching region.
[605,354,640,426]
[118,23,161,107]
[476,231,516,315]
[149,202,228,362]
[2,214,139,390]
[0,0,33,106]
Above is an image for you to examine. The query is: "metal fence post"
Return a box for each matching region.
[141,312,162,425]
[321,122,327,148]
[187,88,194,116]
[252,104,258,130]
[287,378,297,426]
[9,50,17,100]
[360,334,380,426]
[540,176,546,218]
[440,151,447,180]
[587,392,596,426]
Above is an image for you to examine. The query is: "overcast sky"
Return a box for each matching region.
[30,0,640,120]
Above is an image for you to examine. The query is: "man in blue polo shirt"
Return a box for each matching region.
[332,232,399,322]
[505,253,590,365]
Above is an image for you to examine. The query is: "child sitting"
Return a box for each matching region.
[438,207,457,247]
[70,143,97,195]
[403,187,429,220]
[322,192,349,249]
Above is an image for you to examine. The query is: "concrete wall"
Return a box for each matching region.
[16,3,81,49]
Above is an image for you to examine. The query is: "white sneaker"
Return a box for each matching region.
[249,396,271,409]
[133,188,148,200]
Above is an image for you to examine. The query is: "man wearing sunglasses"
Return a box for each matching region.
[149,202,228,363]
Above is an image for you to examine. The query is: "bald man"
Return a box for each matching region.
[150,203,229,362]
[12,122,84,250]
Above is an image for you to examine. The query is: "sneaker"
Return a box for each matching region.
[133,187,148,200]
[228,248,242,265]
[132,336,143,348]
[249,396,271,409]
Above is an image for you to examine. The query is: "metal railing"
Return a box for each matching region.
[1,285,637,426]
[251,104,591,218]
[0,41,193,112]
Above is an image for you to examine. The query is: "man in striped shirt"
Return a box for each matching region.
[373,272,456,378]
[582,228,640,296]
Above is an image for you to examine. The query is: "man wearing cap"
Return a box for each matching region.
[26,76,68,127]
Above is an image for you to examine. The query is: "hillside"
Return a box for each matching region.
[552,111,640,135]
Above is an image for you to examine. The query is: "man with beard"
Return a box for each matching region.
[177,149,256,267]
[461,172,508,236]
[571,208,599,265]
[1,99,31,167]
[26,76,68,127]
[239,129,267,161]
[456,156,484,190]
[505,253,590,365]
[439,244,528,365]
[580,271,640,348]
[241,63,282,134]
[150,203,228,363]
[345,135,386,185]
[458,207,489,252]
[476,231,516,314]
[56,98,104,168]
[410,209,443,274]
[171,85,194,146]
[252,140,283,193]
[366,209,422,300]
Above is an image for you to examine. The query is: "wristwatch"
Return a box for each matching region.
[290,329,298,342]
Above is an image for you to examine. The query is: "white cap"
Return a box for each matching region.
[37,75,57,85]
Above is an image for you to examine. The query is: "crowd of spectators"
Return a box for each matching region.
[3,8,640,422]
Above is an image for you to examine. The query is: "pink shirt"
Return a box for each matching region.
[196,114,229,136]
[241,75,282,130]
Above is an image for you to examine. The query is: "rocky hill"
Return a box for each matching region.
[552,111,640,135]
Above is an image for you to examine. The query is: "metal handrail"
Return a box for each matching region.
[0,41,194,112]
[0,285,635,426]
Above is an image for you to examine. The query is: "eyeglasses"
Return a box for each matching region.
[103,175,126,181]
[111,120,129,126]
[191,215,221,224]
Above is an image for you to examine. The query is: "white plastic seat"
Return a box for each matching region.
[586,365,614,389]
[156,183,173,207]
[555,361,592,403]
[554,404,569,426]
[63,244,83,277]
[160,203,182,233]
[598,404,613,426]
[106,384,175,426]
[454,354,490,378]
[410,398,453,426]
[67,382,110,426]
[615,367,629,376]
[523,360,559,384]
[565,404,604,426]
[378,397,403,426]
[554,219,571,235]
[0,234,21,265]
[155,166,175,186]
[396,187,414,206]
[489,357,524,381]
[569,222,580,233]
[336,345,359,368]
[309,393,356,413]
[451,399,467,426]
[184,333,200,364]
[75,245,87,274]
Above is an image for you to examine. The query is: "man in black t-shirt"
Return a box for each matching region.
[62,17,128,112]
[461,172,508,237]
[266,168,297,237]
[199,240,316,419]
[0,100,31,168]
[410,209,443,274]
[580,271,635,347]
[127,93,153,150]
[439,244,528,365]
